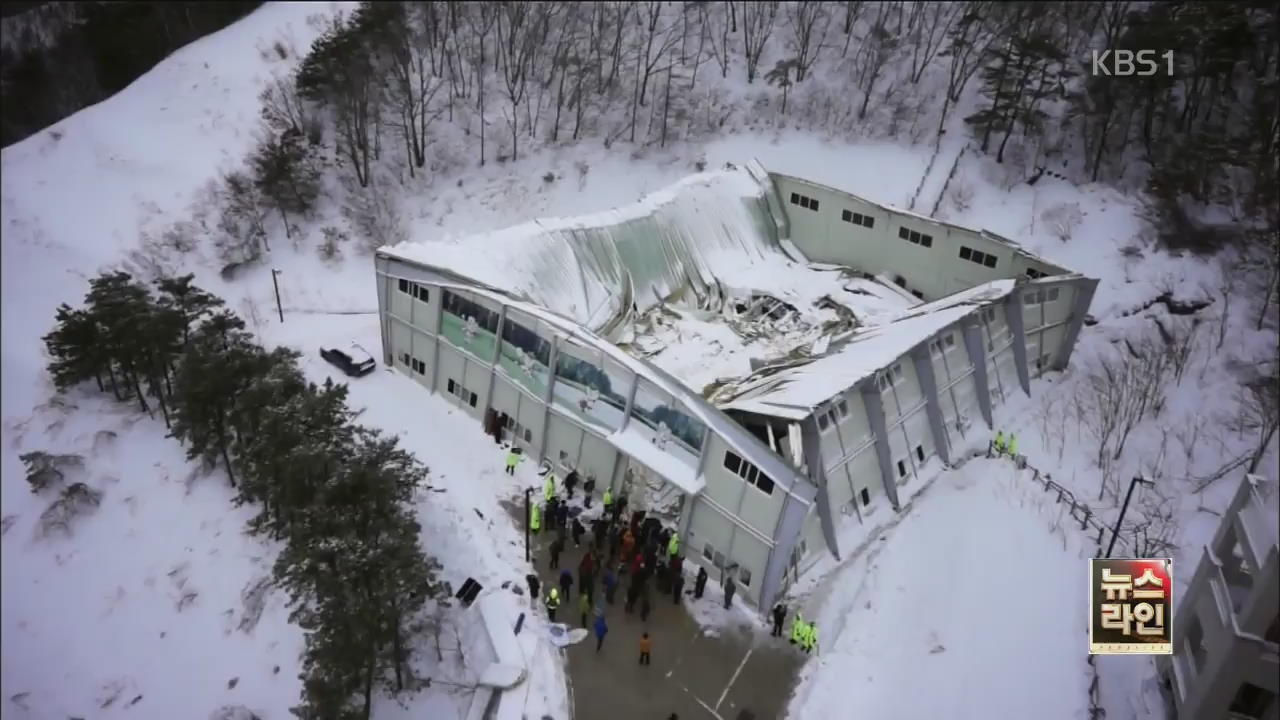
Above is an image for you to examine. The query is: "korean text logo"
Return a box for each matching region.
[1089,558,1173,655]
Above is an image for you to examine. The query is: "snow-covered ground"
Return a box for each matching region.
[789,458,1093,720]
[2,2,1275,720]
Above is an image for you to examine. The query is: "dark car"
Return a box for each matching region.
[319,343,377,377]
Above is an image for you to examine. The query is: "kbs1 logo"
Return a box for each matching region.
[1089,558,1174,655]
[1091,50,1175,77]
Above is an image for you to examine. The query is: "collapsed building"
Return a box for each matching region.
[373,160,1097,612]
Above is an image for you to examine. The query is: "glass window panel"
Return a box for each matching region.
[496,310,552,398]
[552,339,618,430]
[630,378,704,463]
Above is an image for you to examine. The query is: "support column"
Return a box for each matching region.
[910,347,952,465]
[962,322,994,429]
[1052,277,1100,370]
[800,416,841,560]
[860,381,903,511]
[1004,289,1032,396]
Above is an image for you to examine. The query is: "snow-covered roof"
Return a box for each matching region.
[378,257,817,506]
[721,280,1016,414]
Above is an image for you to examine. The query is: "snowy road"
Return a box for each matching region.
[789,459,1093,720]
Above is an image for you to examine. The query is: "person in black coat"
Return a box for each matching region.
[571,518,586,547]
[526,574,541,603]
[582,477,596,507]
[693,566,709,599]
[671,572,685,604]
[549,535,565,570]
[771,603,787,637]
[555,502,570,532]
[592,518,607,551]
[723,575,737,609]
[564,470,579,500]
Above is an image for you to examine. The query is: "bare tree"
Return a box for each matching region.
[496,1,551,163]
[906,2,960,84]
[1234,368,1279,474]
[851,2,898,120]
[383,3,446,177]
[741,0,780,83]
[465,3,497,166]
[785,0,829,82]
[1080,335,1173,467]
[839,0,864,58]
[637,2,681,106]
[705,2,733,78]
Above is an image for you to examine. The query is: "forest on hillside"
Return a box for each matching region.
[0,1,262,146]
[180,2,1275,306]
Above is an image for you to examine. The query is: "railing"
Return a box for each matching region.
[996,448,1128,556]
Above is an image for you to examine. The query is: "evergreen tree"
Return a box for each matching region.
[250,128,322,240]
[43,304,107,393]
[83,271,158,413]
[156,273,224,347]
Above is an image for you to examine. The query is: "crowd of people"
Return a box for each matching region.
[520,457,819,672]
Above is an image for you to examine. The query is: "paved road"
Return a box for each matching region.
[505,494,803,720]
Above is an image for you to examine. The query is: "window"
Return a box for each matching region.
[399,351,410,364]
[559,450,570,463]
[469,391,478,408]
[414,285,429,302]
[983,307,997,323]
[916,445,925,462]
[898,227,910,240]
[447,379,456,394]
[930,340,943,357]
[878,366,903,391]
[411,358,426,375]
[1047,287,1060,302]
[790,192,819,211]
[836,399,849,417]
[724,451,742,475]
[860,488,871,506]
[897,460,907,477]
[703,543,715,562]
[501,316,551,367]
[713,551,726,569]
[722,450,774,495]
[442,289,500,333]
[739,567,752,587]
[911,289,925,299]
[959,246,998,268]
[398,278,409,293]
[1026,268,1046,280]
[841,209,874,228]
[892,364,904,382]
[398,278,430,301]
[944,332,955,348]
[1229,682,1275,719]
[524,427,532,442]
[817,412,831,432]
[898,226,934,248]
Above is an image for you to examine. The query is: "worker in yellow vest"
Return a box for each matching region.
[667,531,680,558]
[602,488,613,513]
[790,613,807,646]
[505,447,523,475]
[543,471,557,502]
[1008,433,1018,458]
[804,622,819,654]
[545,587,560,622]
[529,502,542,533]
[992,430,1006,457]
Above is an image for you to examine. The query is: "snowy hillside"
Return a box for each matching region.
[2,2,1276,720]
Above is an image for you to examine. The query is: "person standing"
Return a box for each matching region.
[625,579,640,614]
[526,574,541,605]
[771,603,787,638]
[806,622,819,655]
[638,632,653,666]
[593,613,609,652]
[555,501,569,533]
[667,530,680,560]
[790,613,807,646]
[579,592,591,628]
[529,502,541,535]
[723,575,737,610]
[609,524,623,563]
[545,588,560,622]
[579,552,596,600]
[671,570,685,604]
[559,568,574,600]
[583,477,596,508]
[571,517,585,548]
[620,528,635,562]
[591,517,607,551]
[549,535,564,570]
[694,566,708,599]
[603,565,619,604]
[505,446,522,475]
[564,469,579,500]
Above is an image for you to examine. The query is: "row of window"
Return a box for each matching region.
[722,450,776,495]
[928,332,958,358]
[502,413,534,444]
[446,378,478,408]
[895,444,927,477]
[817,397,850,433]
[702,541,752,586]
[399,352,427,375]
[877,362,906,391]
[898,226,935,248]
[789,192,820,211]
[443,289,500,334]
[959,245,999,268]
[1022,287,1062,305]
[841,209,875,228]
[398,278,431,302]
[1025,267,1048,280]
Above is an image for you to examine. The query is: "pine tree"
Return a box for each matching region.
[251,128,321,240]
[156,274,224,347]
[43,304,107,393]
[83,272,159,413]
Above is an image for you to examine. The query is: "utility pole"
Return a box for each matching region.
[271,269,284,323]
[1106,476,1152,558]
[524,486,533,563]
